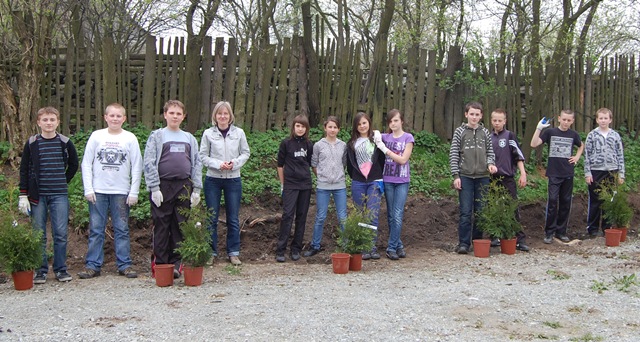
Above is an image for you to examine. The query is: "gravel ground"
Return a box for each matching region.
[2,239,640,342]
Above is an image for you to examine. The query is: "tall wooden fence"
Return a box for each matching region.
[2,35,639,139]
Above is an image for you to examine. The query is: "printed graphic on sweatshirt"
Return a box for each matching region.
[294,148,308,158]
[548,136,574,158]
[383,140,409,178]
[498,138,507,148]
[96,143,128,171]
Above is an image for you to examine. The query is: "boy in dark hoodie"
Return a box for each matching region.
[449,102,497,254]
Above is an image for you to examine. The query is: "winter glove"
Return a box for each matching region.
[373,130,389,155]
[85,193,97,204]
[151,190,163,207]
[536,117,551,130]
[190,192,201,208]
[18,195,30,216]
[126,196,138,206]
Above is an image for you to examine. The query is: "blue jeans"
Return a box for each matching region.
[458,176,490,248]
[310,188,348,250]
[204,176,242,257]
[385,182,409,252]
[30,194,69,274]
[351,180,382,252]
[86,194,132,272]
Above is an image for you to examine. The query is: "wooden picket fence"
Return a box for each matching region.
[2,35,639,139]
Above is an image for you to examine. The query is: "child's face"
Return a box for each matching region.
[294,123,307,137]
[491,112,506,132]
[104,108,126,131]
[324,121,339,139]
[357,117,370,136]
[388,114,403,132]
[37,113,59,134]
[164,105,185,130]
[465,108,482,127]
[557,113,575,131]
[596,112,612,129]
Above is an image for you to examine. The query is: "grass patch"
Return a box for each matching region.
[547,270,571,280]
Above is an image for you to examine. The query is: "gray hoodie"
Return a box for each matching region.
[311,138,347,190]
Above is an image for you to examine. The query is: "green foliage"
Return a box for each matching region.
[242,129,289,200]
[543,321,562,329]
[599,180,633,228]
[175,197,214,267]
[224,264,242,275]
[612,273,638,292]
[590,280,609,293]
[0,216,43,273]
[0,141,12,165]
[547,270,571,280]
[476,180,521,239]
[336,206,376,254]
[569,333,604,342]
[409,131,453,197]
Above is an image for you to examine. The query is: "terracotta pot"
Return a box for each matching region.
[154,264,174,287]
[472,239,491,258]
[500,238,517,255]
[349,253,363,271]
[331,253,350,274]
[183,266,204,286]
[616,227,628,242]
[12,270,34,291]
[605,229,622,247]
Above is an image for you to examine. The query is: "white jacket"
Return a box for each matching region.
[199,125,250,179]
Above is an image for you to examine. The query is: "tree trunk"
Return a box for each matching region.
[301,1,320,127]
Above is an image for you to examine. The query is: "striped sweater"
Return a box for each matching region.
[449,123,495,179]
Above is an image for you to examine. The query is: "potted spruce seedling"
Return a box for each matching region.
[335,207,376,272]
[477,180,522,255]
[175,199,214,286]
[0,210,43,291]
[599,179,633,243]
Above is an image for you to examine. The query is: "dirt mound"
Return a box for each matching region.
[65,192,640,271]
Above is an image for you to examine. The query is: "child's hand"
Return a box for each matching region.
[126,196,138,206]
[85,193,97,204]
[452,178,461,190]
[585,176,593,185]
[518,174,527,188]
[488,165,497,174]
[536,117,551,130]
[568,155,580,164]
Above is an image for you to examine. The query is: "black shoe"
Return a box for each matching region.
[55,271,72,282]
[275,255,285,263]
[173,269,181,279]
[303,249,320,257]
[516,243,530,252]
[361,253,371,260]
[290,251,301,261]
[556,235,570,243]
[33,272,47,284]
[396,248,406,258]
[490,238,501,247]
[78,268,101,279]
[455,245,469,254]
[386,251,399,260]
[118,267,138,278]
[543,235,553,244]
[370,251,381,259]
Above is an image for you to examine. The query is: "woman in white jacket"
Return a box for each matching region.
[199,101,250,265]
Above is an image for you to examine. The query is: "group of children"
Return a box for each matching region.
[276,110,415,262]
[449,103,624,254]
[17,100,624,282]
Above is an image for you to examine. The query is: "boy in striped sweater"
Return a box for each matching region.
[449,102,497,254]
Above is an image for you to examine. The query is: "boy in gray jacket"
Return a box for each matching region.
[144,100,202,278]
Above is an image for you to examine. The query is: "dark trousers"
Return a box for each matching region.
[545,176,574,237]
[587,170,617,234]
[151,178,191,269]
[277,188,311,255]
[491,175,526,243]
